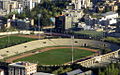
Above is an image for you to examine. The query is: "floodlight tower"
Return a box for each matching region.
[71,35,74,63]
[37,14,41,40]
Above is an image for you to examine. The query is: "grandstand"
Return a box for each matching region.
[0,38,119,59]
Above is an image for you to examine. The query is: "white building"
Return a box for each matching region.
[0,0,23,15]
[9,61,37,75]
[99,11,118,25]
[71,0,91,9]
[62,9,84,23]
[21,0,40,10]
[21,0,33,10]
[101,11,118,19]
[33,72,55,75]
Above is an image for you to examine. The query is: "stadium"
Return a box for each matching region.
[0,33,119,65]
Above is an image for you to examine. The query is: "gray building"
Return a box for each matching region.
[66,69,93,75]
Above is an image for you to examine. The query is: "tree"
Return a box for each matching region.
[52,67,72,75]
[99,63,120,75]
[104,7,111,12]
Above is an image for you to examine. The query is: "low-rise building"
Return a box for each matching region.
[99,12,118,25]
[0,69,4,75]
[111,5,118,12]
[101,11,118,19]
[66,69,93,75]
[33,72,55,75]
[8,61,37,75]
[5,15,34,30]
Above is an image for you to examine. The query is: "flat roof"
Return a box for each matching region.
[101,11,117,16]
[67,69,83,75]
[33,72,55,75]
[9,61,37,68]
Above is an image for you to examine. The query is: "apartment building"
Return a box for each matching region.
[20,0,40,10]
[8,61,37,75]
[0,0,40,15]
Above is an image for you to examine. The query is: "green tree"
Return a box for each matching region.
[52,67,72,75]
[99,64,120,75]
[104,7,111,12]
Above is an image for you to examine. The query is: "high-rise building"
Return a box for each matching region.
[55,9,84,32]
[19,0,40,10]
[55,15,65,33]
[8,61,37,75]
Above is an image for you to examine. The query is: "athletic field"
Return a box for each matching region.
[14,47,96,65]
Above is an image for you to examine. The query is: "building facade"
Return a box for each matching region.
[71,0,91,9]
[0,69,4,75]
[9,61,37,75]
[0,0,40,15]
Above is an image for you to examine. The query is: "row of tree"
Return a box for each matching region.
[103,37,120,45]
[99,63,120,75]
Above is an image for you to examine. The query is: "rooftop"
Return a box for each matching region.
[101,11,117,16]
[33,72,55,75]
[67,69,83,75]
[9,61,37,68]
[0,69,4,72]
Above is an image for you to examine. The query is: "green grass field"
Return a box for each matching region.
[14,48,95,65]
[0,35,35,49]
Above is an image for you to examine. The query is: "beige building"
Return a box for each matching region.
[117,0,120,2]
[2,1,19,13]
[0,69,4,75]
[9,61,37,75]
[107,1,116,6]
[111,5,118,12]
[32,0,41,3]
[62,9,84,23]
[71,0,91,9]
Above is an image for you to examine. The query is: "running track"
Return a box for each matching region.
[5,47,98,63]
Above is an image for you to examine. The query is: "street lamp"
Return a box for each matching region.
[70,13,74,64]
[38,14,41,29]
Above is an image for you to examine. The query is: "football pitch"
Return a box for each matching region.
[14,48,95,65]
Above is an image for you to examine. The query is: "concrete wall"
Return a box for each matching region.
[77,49,120,67]
[0,31,44,35]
